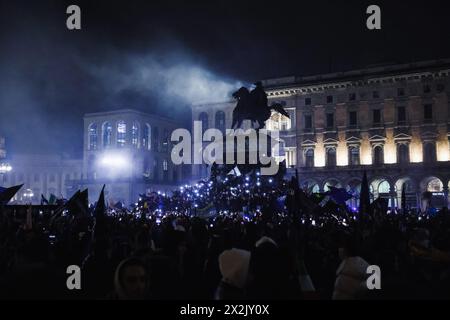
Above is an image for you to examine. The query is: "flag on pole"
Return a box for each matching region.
[0,184,24,205]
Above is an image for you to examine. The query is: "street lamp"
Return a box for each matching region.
[0,162,12,186]
[23,188,34,204]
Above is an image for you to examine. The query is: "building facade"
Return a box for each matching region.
[72,109,186,205]
[191,59,450,210]
[0,137,5,160]
[1,154,82,203]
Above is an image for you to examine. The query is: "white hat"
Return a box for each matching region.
[218,248,251,289]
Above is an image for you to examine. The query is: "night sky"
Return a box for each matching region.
[1,0,449,156]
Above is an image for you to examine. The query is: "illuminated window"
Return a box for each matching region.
[378,180,390,193]
[285,148,297,167]
[162,129,169,153]
[102,122,112,147]
[427,178,443,192]
[324,180,341,192]
[142,124,151,150]
[117,121,126,147]
[267,112,291,131]
[163,159,168,171]
[215,111,226,133]
[88,123,98,150]
[131,122,139,148]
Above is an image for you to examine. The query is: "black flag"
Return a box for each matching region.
[41,194,49,205]
[401,182,407,214]
[93,185,107,238]
[359,171,371,216]
[0,184,24,205]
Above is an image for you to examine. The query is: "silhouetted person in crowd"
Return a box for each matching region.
[215,248,251,300]
[332,235,370,300]
[111,257,148,300]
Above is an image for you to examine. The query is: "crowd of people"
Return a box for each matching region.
[1,170,450,300]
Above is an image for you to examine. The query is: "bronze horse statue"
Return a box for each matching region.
[231,82,290,129]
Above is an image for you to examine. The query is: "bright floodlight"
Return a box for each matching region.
[99,154,128,169]
[0,163,12,173]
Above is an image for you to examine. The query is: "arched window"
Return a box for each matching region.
[117,121,126,147]
[397,144,409,164]
[162,129,169,153]
[142,124,151,150]
[423,142,436,163]
[326,147,336,167]
[373,145,384,165]
[324,180,341,192]
[102,122,112,147]
[131,121,139,148]
[199,112,209,133]
[427,178,443,192]
[88,123,97,150]
[305,149,314,168]
[348,146,360,166]
[266,112,291,131]
[215,111,226,133]
[162,160,168,181]
[152,127,159,152]
[378,180,390,193]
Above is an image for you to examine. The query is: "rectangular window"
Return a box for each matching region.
[373,109,381,125]
[326,113,334,129]
[305,97,311,105]
[437,84,445,93]
[397,106,406,124]
[424,104,433,121]
[349,93,356,101]
[326,95,333,103]
[397,88,405,96]
[349,111,357,127]
[373,91,379,99]
[423,85,431,94]
[304,115,312,130]
[34,174,39,182]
